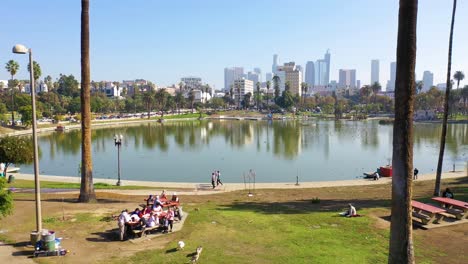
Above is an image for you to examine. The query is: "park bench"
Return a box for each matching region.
[131,225,160,237]
[431,197,468,220]
[411,200,447,225]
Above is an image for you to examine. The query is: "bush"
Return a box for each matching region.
[311,197,321,204]
[0,177,14,218]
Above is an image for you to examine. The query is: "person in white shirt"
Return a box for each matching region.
[146,212,158,228]
[118,210,131,241]
[339,204,357,217]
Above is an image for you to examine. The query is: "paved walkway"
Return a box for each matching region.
[11,170,467,196]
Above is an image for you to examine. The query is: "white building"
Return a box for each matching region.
[371,59,380,85]
[105,82,122,97]
[233,78,254,103]
[422,71,434,92]
[0,80,8,90]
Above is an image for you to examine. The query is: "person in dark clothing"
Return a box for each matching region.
[413,168,419,180]
[211,172,216,189]
[442,188,454,199]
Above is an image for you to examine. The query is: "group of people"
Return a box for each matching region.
[117,190,182,241]
[211,170,223,189]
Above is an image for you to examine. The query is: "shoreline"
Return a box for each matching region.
[10,170,466,195]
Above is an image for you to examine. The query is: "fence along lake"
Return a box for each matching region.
[20,120,467,183]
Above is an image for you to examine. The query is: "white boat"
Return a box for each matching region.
[6,167,20,173]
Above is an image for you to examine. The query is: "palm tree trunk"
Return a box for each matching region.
[79,0,96,202]
[388,1,417,263]
[434,0,457,196]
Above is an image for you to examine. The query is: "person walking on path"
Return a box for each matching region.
[216,170,223,186]
[413,168,419,180]
[211,172,216,189]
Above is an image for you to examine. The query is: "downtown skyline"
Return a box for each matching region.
[1,0,468,90]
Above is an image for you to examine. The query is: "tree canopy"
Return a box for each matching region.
[0,136,34,176]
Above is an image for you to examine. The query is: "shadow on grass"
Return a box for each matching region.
[5,241,35,258]
[216,198,391,215]
[86,229,119,242]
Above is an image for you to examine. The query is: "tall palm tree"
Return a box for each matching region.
[188,89,195,113]
[453,71,464,89]
[142,90,155,119]
[5,60,19,126]
[434,0,457,197]
[371,82,381,103]
[236,82,241,109]
[301,82,309,107]
[256,82,261,111]
[272,75,280,100]
[174,91,184,114]
[415,81,423,94]
[265,80,271,110]
[155,88,168,118]
[388,1,418,263]
[78,0,96,203]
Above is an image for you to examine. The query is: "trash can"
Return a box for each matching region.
[30,231,41,245]
[8,175,14,183]
[43,231,56,251]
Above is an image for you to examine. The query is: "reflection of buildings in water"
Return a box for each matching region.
[272,121,302,159]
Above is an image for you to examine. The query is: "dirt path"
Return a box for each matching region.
[0,241,35,264]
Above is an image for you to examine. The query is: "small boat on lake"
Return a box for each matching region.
[55,125,67,132]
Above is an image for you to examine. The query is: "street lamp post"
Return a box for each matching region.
[12,44,42,234]
[114,134,123,186]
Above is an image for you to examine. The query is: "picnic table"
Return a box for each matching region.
[411,200,447,225]
[431,197,468,220]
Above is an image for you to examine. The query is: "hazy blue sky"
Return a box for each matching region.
[1,0,467,90]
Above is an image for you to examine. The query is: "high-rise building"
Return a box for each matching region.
[224,67,244,91]
[324,49,331,85]
[422,71,434,91]
[338,69,356,88]
[254,68,262,82]
[305,61,315,88]
[272,54,279,74]
[181,76,202,90]
[357,80,361,89]
[387,62,396,91]
[247,71,260,85]
[371,59,380,85]
[315,59,328,86]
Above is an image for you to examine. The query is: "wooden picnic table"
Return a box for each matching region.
[431,197,468,220]
[411,200,447,225]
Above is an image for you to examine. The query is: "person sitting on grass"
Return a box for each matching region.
[372,171,380,181]
[442,188,454,199]
[340,204,358,217]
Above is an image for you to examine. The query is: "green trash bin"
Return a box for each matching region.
[8,175,14,183]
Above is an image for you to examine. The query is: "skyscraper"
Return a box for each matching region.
[387,61,396,91]
[272,54,279,75]
[324,49,331,85]
[371,59,380,85]
[315,59,328,86]
[247,71,260,85]
[224,67,244,91]
[338,69,356,88]
[305,61,315,88]
[277,62,302,96]
[422,71,434,91]
[254,68,262,82]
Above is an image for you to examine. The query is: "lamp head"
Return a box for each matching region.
[12,44,28,54]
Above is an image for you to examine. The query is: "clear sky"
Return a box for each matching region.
[1,0,467,90]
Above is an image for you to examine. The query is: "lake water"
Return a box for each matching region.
[20,120,467,183]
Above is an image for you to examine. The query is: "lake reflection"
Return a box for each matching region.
[22,120,467,183]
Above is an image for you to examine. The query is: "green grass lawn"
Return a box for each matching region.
[8,179,156,190]
[105,202,391,264]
